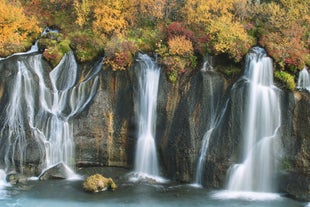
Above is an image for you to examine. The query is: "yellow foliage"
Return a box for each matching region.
[92,0,127,37]
[183,0,236,30]
[168,36,194,56]
[280,0,310,23]
[183,0,211,28]
[208,15,255,61]
[135,0,166,20]
[74,0,92,27]
[0,0,40,55]
[183,0,255,61]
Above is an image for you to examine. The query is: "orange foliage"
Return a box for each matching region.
[0,0,40,55]
[92,0,127,38]
[168,36,194,57]
[133,0,167,21]
[74,0,91,27]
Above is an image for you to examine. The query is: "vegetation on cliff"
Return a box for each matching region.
[0,0,309,88]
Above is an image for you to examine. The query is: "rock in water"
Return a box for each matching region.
[83,174,117,193]
[39,162,75,180]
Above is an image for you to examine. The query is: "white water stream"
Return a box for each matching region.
[132,53,164,182]
[0,49,101,175]
[226,47,281,192]
[297,67,310,92]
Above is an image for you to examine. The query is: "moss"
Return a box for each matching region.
[168,71,178,83]
[69,31,105,63]
[128,26,162,52]
[38,32,71,67]
[218,65,241,79]
[274,71,296,91]
[280,157,293,171]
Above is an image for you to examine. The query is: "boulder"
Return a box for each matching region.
[38,162,76,180]
[83,174,117,192]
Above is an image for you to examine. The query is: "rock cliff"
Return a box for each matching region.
[0,53,308,200]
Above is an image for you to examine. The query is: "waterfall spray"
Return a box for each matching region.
[226,47,281,192]
[131,53,165,182]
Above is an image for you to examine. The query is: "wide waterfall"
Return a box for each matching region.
[132,53,162,181]
[225,47,281,193]
[0,51,101,175]
[297,67,310,92]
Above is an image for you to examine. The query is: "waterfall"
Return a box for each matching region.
[297,67,310,92]
[194,60,217,186]
[0,169,10,199]
[0,51,101,175]
[226,47,281,192]
[194,128,214,186]
[132,53,162,181]
[200,55,214,72]
[0,169,10,188]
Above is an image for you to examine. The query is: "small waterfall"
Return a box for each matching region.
[226,47,281,193]
[297,67,310,92]
[194,60,217,186]
[132,53,162,181]
[194,128,214,185]
[0,169,10,188]
[0,51,101,175]
[0,169,10,199]
[200,55,214,72]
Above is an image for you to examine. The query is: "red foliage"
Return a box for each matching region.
[166,22,210,55]
[166,22,194,40]
[113,51,131,67]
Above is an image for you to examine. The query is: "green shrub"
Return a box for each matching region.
[69,31,104,63]
[39,32,71,67]
[274,71,296,91]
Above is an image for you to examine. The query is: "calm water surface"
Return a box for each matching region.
[0,178,306,207]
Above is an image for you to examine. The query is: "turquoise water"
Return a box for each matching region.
[0,179,306,207]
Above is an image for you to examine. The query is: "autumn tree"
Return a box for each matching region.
[74,0,92,28]
[0,0,40,56]
[92,0,128,39]
[254,0,310,71]
[182,0,255,61]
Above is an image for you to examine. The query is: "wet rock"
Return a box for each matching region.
[6,171,18,184]
[279,171,310,201]
[74,68,135,168]
[38,162,74,180]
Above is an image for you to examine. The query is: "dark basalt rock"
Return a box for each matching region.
[0,52,309,200]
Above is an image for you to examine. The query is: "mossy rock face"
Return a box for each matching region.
[38,32,71,67]
[83,174,117,193]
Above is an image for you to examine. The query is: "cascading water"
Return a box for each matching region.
[297,67,310,92]
[132,53,162,181]
[194,59,217,186]
[200,54,214,72]
[0,50,101,175]
[226,47,281,193]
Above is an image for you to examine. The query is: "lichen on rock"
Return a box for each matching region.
[83,174,117,193]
